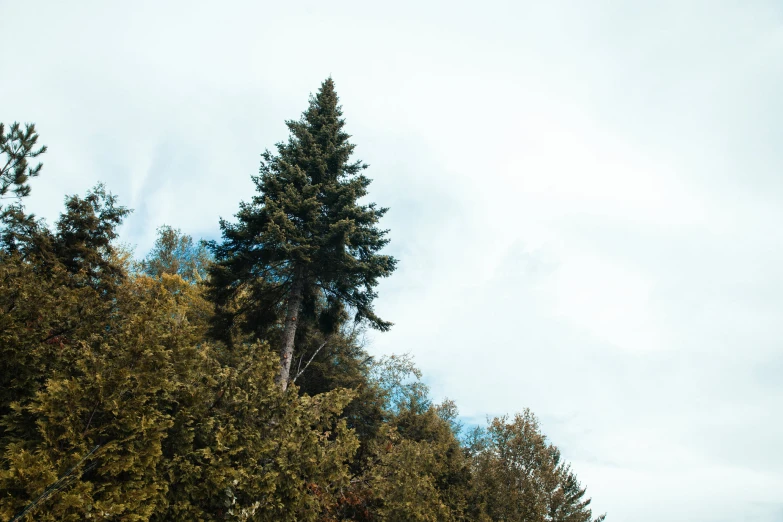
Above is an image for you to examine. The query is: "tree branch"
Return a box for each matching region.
[11,444,101,522]
[292,340,328,383]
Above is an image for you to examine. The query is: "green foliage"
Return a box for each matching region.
[0,254,359,521]
[0,122,47,203]
[0,261,182,520]
[0,181,133,443]
[2,106,605,520]
[1,183,131,295]
[289,323,386,453]
[349,426,453,521]
[53,184,132,290]
[207,78,397,389]
[0,254,113,442]
[156,339,359,521]
[141,225,212,283]
[0,187,361,521]
[467,410,606,522]
[357,357,473,521]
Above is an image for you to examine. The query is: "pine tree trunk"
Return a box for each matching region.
[276,268,305,391]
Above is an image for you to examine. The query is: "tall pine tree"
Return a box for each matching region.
[208,78,396,390]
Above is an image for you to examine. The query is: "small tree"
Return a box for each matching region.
[141,225,212,283]
[468,410,606,522]
[209,78,396,390]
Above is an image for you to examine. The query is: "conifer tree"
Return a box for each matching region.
[1,184,131,295]
[0,122,47,206]
[0,122,47,255]
[209,78,396,390]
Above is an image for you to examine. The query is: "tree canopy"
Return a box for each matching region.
[208,78,397,391]
[0,89,605,521]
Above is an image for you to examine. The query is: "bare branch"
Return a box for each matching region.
[292,340,328,383]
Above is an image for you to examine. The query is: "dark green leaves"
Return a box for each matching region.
[0,122,47,203]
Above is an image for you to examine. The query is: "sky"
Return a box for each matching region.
[2,1,783,520]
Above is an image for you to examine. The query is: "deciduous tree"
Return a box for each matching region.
[141,225,211,283]
[468,410,606,522]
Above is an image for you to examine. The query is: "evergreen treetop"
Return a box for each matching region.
[0,122,47,205]
[209,78,397,389]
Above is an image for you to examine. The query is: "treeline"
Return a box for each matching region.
[0,80,605,521]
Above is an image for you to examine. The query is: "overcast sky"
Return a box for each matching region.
[3,1,783,520]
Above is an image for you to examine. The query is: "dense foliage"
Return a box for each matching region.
[0,81,605,521]
[207,78,396,391]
